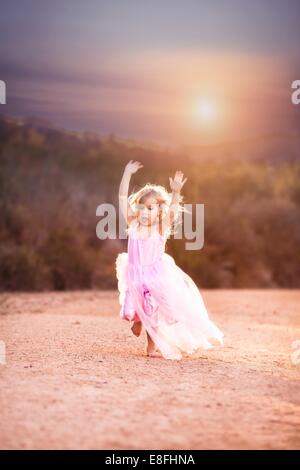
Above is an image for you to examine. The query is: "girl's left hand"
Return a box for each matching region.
[169,171,187,193]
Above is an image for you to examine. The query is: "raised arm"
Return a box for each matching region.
[119,160,143,224]
[160,171,187,234]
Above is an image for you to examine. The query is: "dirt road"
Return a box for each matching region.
[0,289,299,449]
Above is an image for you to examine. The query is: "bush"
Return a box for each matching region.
[0,244,50,291]
[40,227,94,290]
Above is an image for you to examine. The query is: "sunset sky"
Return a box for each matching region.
[1,0,300,145]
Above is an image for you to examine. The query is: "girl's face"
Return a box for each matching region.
[136,196,160,226]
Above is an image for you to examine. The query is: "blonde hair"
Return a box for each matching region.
[127,183,187,236]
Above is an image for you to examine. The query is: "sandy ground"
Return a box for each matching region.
[0,289,299,450]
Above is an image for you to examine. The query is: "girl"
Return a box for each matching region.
[116,160,224,360]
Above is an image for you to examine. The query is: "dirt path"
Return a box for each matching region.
[0,289,299,450]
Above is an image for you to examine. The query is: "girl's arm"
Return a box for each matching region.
[160,171,187,234]
[119,160,143,224]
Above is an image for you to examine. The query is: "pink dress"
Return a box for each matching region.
[115,221,224,360]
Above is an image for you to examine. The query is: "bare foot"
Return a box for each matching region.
[146,346,160,357]
[146,331,160,357]
[131,320,142,337]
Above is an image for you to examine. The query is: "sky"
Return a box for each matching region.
[0,0,300,146]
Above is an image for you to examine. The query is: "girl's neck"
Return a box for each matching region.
[136,220,158,234]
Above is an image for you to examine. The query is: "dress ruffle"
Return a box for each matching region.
[116,246,224,360]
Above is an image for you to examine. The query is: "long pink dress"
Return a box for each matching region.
[115,221,224,360]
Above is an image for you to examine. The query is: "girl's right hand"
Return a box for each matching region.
[125,160,143,174]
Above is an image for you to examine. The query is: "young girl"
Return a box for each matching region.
[116,160,224,360]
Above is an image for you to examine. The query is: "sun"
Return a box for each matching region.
[195,98,218,124]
